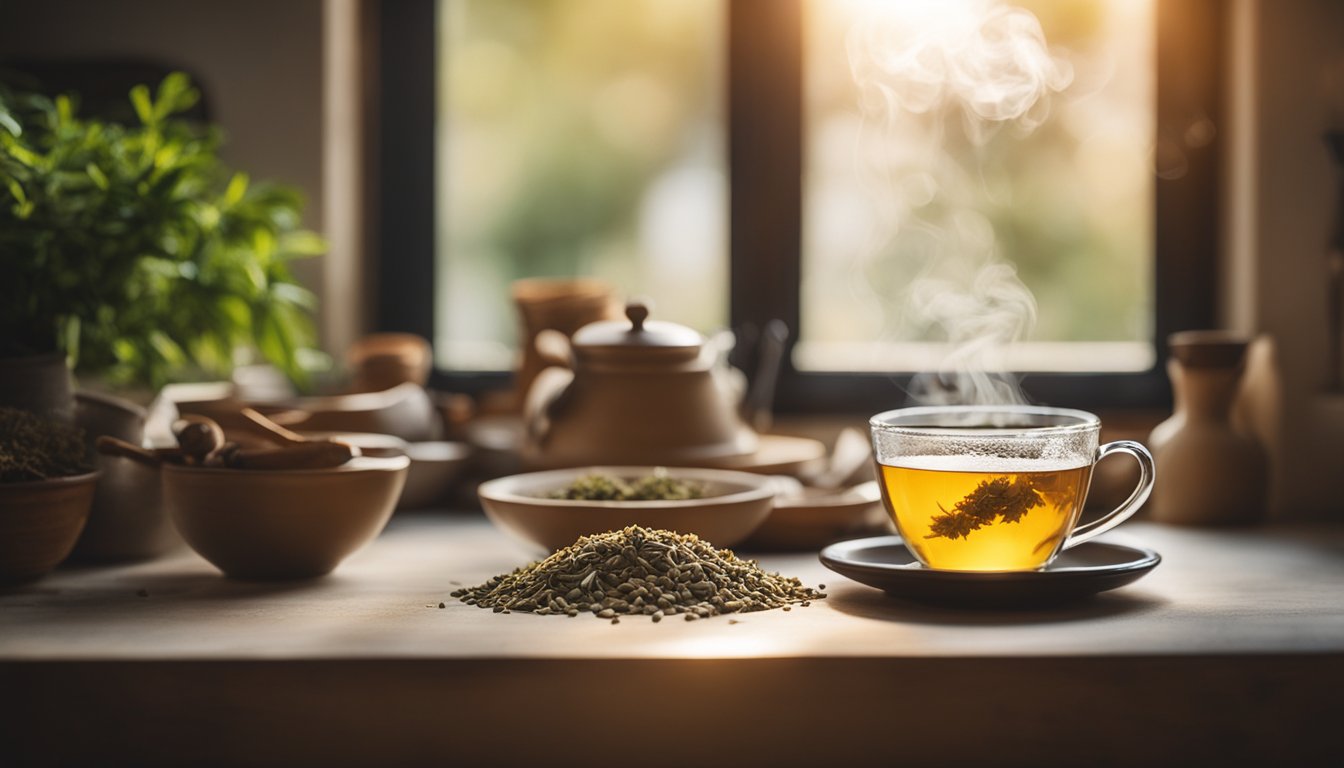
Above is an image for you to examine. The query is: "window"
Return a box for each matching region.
[376,0,1220,411]
[801,0,1155,374]
[435,0,726,371]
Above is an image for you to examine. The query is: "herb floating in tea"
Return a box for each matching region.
[547,470,703,502]
[926,475,1043,540]
[452,526,823,621]
[0,407,92,482]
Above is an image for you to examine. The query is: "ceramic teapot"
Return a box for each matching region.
[521,302,757,469]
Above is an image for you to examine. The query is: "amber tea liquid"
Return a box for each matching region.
[879,457,1093,571]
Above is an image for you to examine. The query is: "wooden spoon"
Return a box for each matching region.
[240,407,309,447]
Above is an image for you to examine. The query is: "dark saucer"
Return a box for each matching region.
[819,536,1160,608]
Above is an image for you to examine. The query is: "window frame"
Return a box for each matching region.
[374,0,1222,413]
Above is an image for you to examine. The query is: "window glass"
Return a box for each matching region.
[801,0,1155,373]
[436,0,726,370]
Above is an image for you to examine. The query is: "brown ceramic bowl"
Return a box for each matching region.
[297,433,472,510]
[279,383,441,442]
[399,441,472,509]
[478,466,776,552]
[0,471,99,584]
[742,481,892,552]
[162,455,410,580]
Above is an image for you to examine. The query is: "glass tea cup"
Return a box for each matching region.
[869,405,1154,572]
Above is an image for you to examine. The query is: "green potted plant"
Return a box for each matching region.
[0,72,325,410]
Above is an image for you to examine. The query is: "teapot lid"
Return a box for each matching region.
[570,301,702,354]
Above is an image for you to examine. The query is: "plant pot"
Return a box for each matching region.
[0,471,98,584]
[0,351,74,423]
[68,391,179,562]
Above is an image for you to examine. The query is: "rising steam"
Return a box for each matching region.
[847,0,1073,405]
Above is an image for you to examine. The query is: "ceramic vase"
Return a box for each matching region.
[510,278,616,412]
[1148,331,1267,525]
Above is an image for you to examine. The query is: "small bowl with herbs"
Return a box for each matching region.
[477,466,775,552]
[0,408,99,584]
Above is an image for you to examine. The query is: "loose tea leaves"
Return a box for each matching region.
[546,470,703,501]
[452,526,823,621]
[0,407,91,482]
[925,475,1043,540]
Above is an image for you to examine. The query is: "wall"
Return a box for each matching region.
[0,0,338,343]
[1225,0,1344,518]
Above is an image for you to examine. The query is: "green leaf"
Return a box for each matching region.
[112,339,137,364]
[0,107,19,137]
[243,260,267,293]
[217,295,252,331]
[251,228,276,259]
[2,135,43,168]
[86,162,109,191]
[257,311,295,374]
[148,330,186,365]
[54,95,73,124]
[271,282,317,311]
[223,172,249,207]
[155,72,199,119]
[60,315,81,366]
[278,230,326,257]
[153,143,182,171]
[130,85,154,125]
[4,178,27,205]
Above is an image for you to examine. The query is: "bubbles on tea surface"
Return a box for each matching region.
[891,454,1085,473]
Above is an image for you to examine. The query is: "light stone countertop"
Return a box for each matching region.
[3,515,1341,767]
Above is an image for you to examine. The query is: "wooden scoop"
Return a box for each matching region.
[96,436,178,467]
[240,407,309,447]
[172,416,227,465]
[216,441,361,470]
[227,407,361,469]
[101,414,359,471]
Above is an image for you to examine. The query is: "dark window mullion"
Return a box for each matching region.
[727,0,804,376]
[375,0,437,342]
[1154,0,1222,344]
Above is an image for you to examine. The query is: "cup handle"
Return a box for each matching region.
[1062,440,1155,550]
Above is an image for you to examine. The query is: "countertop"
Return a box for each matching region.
[3,515,1342,767]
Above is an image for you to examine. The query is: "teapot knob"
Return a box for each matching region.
[625,300,652,332]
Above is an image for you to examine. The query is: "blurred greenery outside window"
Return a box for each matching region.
[436,0,1155,374]
[437,0,726,371]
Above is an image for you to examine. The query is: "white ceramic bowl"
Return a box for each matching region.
[478,466,776,552]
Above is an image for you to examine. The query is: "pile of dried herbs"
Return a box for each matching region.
[452,526,823,622]
[0,407,91,482]
[547,471,703,502]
